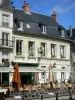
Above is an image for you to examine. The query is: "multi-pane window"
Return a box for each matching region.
[61,72,65,82]
[26,24,30,28]
[61,30,65,37]
[41,25,46,34]
[17,21,23,30]
[2,14,9,27]
[2,52,9,64]
[40,42,46,57]
[16,40,22,55]
[60,45,65,58]
[41,72,45,79]
[51,44,56,58]
[2,33,9,46]
[29,41,35,57]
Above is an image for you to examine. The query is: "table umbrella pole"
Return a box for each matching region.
[1,70,2,87]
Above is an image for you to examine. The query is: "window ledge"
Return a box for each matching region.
[2,25,10,28]
[15,55,25,58]
[42,32,47,34]
[17,28,23,31]
[28,56,36,59]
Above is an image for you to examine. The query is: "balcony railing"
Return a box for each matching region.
[2,22,9,28]
[0,39,14,48]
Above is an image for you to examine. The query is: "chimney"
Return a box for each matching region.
[70,25,72,37]
[22,1,31,15]
[51,11,57,22]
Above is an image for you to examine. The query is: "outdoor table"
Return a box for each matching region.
[14,95,22,99]
[48,92,54,95]
[0,88,8,94]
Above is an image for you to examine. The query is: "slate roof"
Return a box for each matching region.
[0,0,70,41]
[13,9,70,41]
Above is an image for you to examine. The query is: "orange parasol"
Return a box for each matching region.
[12,63,21,89]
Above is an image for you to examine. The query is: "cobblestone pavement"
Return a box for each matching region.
[5,95,75,100]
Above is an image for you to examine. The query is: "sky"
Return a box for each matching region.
[11,0,75,29]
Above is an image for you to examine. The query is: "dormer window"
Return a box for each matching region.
[17,21,23,30]
[61,30,65,37]
[41,25,46,34]
[26,24,30,28]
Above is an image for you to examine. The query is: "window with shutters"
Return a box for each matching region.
[2,14,9,27]
[2,32,9,46]
[60,45,65,59]
[61,30,65,37]
[16,40,22,55]
[39,42,46,57]
[51,44,56,58]
[2,52,9,64]
[28,41,35,57]
[41,72,45,79]
[17,21,23,30]
[61,72,66,82]
[41,25,46,34]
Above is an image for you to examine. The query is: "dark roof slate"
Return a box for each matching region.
[14,9,59,27]
[13,8,70,41]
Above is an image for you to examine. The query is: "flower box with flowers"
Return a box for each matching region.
[60,54,65,59]
[29,52,34,57]
[51,54,56,58]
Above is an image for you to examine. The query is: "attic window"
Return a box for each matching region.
[26,24,30,28]
[17,21,23,31]
[41,25,46,34]
[61,30,65,37]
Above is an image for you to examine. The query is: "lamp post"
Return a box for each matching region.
[54,80,59,100]
[49,64,51,89]
[44,71,45,84]
[66,81,72,100]
[0,67,5,87]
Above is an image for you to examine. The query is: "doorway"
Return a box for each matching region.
[20,73,35,84]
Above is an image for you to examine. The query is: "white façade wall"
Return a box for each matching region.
[12,35,71,84]
[0,10,13,28]
[13,35,70,61]
[0,10,13,65]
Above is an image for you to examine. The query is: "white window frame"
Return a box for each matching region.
[0,0,2,4]
[29,41,35,57]
[61,30,65,37]
[60,45,65,59]
[42,25,46,34]
[16,40,23,55]
[41,72,45,79]
[2,52,9,64]
[61,72,66,82]
[26,24,30,28]
[2,14,9,27]
[40,42,46,57]
[2,32,9,46]
[17,21,23,30]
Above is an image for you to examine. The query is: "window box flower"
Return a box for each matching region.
[51,54,56,58]
[29,52,34,57]
[16,52,22,55]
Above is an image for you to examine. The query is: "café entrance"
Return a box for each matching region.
[20,72,35,84]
